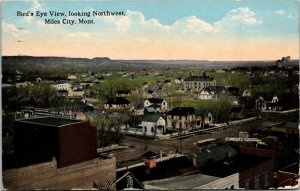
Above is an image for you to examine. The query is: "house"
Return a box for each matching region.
[184,72,216,93]
[195,109,213,127]
[166,107,196,131]
[230,106,245,120]
[104,97,132,110]
[3,117,116,190]
[261,94,281,111]
[198,86,227,100]
[51,83,72,91]
[137,114,166,136]
[144,98,168,112]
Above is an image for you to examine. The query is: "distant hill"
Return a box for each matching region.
[2,56,299,72]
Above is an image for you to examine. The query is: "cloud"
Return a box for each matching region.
[33,0,41,8]
[2,21,19,37]
[172,16,213,34]
[213,7,262,33]
[105,7,260,35]
[274,9,296,19]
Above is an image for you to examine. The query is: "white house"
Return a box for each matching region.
[144,98,168,112]
[138,114,166,136]
[198,86,227,100]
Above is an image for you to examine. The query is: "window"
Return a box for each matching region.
[264,172,269,186]
[230,185,234,189]
[255,176,260,189]
[245,180,250,190]
[126,175,133,188]
[151,127,154,133]
[144,126,147,132]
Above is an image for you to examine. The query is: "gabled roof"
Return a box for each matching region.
[116,171,144,190]
[144,107,155,113]
[167,107,195,116]
[105,97,131,104]
[142,114,162,123]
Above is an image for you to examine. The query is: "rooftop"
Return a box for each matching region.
[143,173,220,189]
[167,107,195,116]
[184,75,214,82]
[17,117,84,127]
[117,156,197,183]
[142,114,162,123]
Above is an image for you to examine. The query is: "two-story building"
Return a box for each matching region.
[184,73,216,93]
[166,107,196,131]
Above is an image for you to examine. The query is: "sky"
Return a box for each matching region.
[2,0,299,61]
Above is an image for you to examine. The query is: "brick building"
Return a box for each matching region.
[3,117,116,190]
